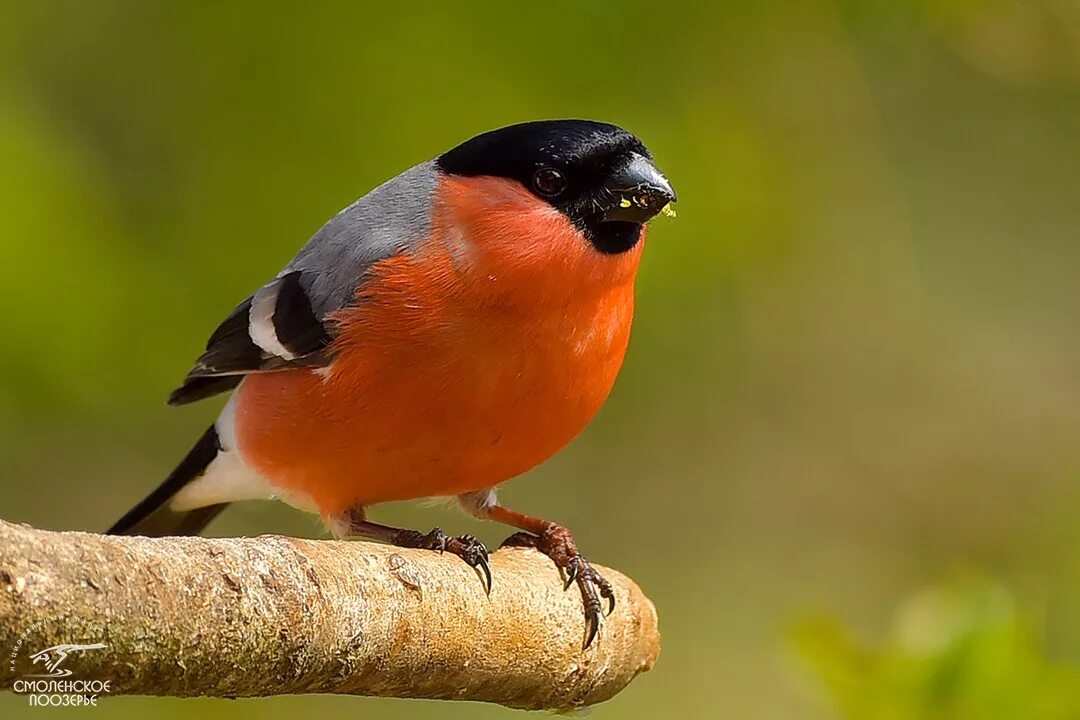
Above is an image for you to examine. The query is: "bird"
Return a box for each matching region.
[107,119,676,648]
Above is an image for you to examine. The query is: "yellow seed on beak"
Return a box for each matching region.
[619,197,632,208]
[659,202,677,218]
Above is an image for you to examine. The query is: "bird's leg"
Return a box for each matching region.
[458,490,614,649]
[333,506,491,594]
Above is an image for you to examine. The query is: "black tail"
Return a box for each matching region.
[107,425,228,537]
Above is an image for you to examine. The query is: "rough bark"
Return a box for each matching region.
[0,520,659,710]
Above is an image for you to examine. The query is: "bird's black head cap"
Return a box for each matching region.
[437,120,675,254]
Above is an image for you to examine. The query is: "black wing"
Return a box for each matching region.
[168,271,333,406]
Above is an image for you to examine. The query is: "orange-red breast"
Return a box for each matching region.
[108,120,676,647]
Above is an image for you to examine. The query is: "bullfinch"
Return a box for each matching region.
[108,119,676,648]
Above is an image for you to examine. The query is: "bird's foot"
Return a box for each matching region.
[501,525,615,649]
[394,527,491,594]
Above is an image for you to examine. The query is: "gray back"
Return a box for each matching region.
[282,159,438,317]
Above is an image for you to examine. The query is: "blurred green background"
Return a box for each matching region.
[3,1,1080,718]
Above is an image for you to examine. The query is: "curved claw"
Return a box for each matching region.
[477,556,492,596]
[592,575,616,616]
[467,536,492,595]
[445,534,492,595]
[563,558,580,590]
[576,567,606,649]
[495,522,615,649]
[354,523,494,596]
[583,608,601,650]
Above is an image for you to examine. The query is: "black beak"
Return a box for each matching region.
[601,153,677,223]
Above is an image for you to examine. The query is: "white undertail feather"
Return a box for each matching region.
[170,390,318,514]
[325,514,356,539]
[457,487,498,519]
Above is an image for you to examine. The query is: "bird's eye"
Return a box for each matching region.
[532,167,567,197]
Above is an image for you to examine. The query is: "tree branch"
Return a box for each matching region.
[0,520,658,710]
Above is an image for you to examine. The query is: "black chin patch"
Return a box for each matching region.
[589,222,644,255]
